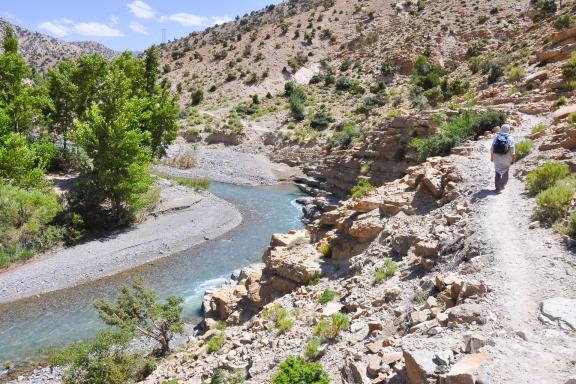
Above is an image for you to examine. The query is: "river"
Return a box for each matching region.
[0,182,303,364]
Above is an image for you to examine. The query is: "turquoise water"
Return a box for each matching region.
[0,183,303,363]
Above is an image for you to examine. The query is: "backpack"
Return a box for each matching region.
[493,133,510,154]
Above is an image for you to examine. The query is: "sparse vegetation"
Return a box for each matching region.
[319,243,332,257]
[351,179,376,198]
[526,163,570,195]
[534,186,573,223]
[515,140,534,160]
[374,258,398,282]
[263,304,294,334]
[272,356,329,384]
[318,289,338,304]
[313,312,349,341]
[304,338,324,360]
[531,124,547,135]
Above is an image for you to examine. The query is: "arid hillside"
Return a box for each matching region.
[0,19,119,71]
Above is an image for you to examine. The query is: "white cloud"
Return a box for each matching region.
[212,16,232,25]
[3,12,15,20]
[128,0,155,19]
[74,22,124,37]
[129,21,148,35]
[110,15,119,25]
[61,18,74,25]
[159,13,208,27]
[38,21,69,37]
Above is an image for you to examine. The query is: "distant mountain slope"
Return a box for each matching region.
[0,19,120,71]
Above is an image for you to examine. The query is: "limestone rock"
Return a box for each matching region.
[445,303,484,324]
[403,350,438,384]
[445,353,490,384]
[210,285,248,321]
[553,105,576,122]
[262,244,322,284]
[345,209,384,241]
[541,297,576,330]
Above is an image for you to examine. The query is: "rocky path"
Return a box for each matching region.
[457,114,576,383]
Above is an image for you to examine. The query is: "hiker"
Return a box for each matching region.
[490,124,516,193]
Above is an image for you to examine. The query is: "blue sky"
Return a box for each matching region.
[1,0,281,51]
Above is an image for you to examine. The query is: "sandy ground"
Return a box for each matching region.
[0,182,242,304]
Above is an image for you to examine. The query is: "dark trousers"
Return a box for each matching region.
[495,170,509,191]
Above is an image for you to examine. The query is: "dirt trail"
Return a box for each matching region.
[456,114,576,383]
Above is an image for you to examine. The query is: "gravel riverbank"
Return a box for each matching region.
[0,183,242,305]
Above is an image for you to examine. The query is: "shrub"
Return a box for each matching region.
[207,332,225,353]
[318,289,338,304]
[328,122,366,150]
[304,338,324,360]
[507,66,525,82]
[534,186,573,222]
[374,258,397,282]
[271,356,329,384]
[288,86,306,121]
[310,107,334,129]
[553,14,575,30]
[553,96,567,109]
[467,40,485,56]
[287,236,309,249]
[381,60,398,76]
[531,123,546,135]
[351,179,375,198]
[52,329,155,384]
[562,52,576,81]
[515,140,534,160]
[263,304,293,334]
[319,243,332,257]
[410,109,505,161]
[565,212,576,237]
[313,312,349,341]
[526,162,570,195]
[335,76,363,94]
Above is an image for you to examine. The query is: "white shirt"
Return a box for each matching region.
[491,134,515,175]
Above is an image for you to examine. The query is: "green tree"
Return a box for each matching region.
[2,26,18,54]
[95,278,184,355]
[144,45,160,96]
[0,133,47,189]
[142,85,179,157]
[47,61,79,149]
[72,67,152,225]
[71,54,109,118]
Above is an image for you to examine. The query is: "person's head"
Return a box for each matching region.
[500,124,511,134]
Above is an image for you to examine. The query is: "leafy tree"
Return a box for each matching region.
[95,278,184,355]
[47,61,79,149]
[2,26,18,54]
[0,133,48,189]
[144,45,160,96]
[71,54,109,118]
[72,67,153,226]
[142,85,179,157]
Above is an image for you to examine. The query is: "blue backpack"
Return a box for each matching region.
[493,133,510,154]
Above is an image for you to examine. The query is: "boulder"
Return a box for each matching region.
[536,43,576,64]
[381,352,403,365]
[541,297,576,330]
[414,240,439,258]
[403,350,438,384]
[262,244,322,284]
[245,270,298,309]
[367,355,383,378]
[345,209,384,241]
[445,353,490,384]
[551,27,576,45]
[342,361,371,384]
[209,285,248,321]
[445,303,484,324]
[524,70,548,86]
[553,105,576,122]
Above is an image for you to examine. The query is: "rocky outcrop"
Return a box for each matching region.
[205,230,322,324]
[298,114,438,198]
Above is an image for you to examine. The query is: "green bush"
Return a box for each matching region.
[351,179,375,198]
[335,76,363,94]
[526,162,570,195]
[318,289,338,304]
[263,304,293,333]
[381,60,398,76]
[51,329,155,384]
[272,356,329,384]
[328,122,367,150]
[531,123,546,135]
[515,140,534,159]
[288,86,306,121]
[190,88,204,105]
[563,52,576,81]
[304,338,324,360]
[313,313,349,341]
[410,109,506,161]
[534,186,573,222]
[310,107,334,129]
[207,332,225,353]
[553,96,567,109]
[374,258,397,282]
[553,14,575,30]
[467,40,486,56]
[507,66,525,82]
[319,243,332,257]
[565,212,576,237]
